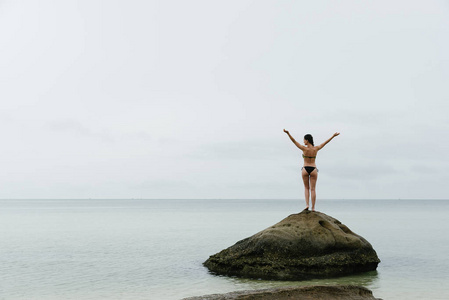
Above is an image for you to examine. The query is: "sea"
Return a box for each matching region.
[0,199,448,300]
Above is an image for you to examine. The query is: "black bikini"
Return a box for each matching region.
[301,154,318,175]
[302,166,317,175]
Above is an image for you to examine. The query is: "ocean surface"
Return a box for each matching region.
[0,199,448,300]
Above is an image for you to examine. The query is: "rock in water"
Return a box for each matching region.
[204,210,380,280]
[183,285,381,300]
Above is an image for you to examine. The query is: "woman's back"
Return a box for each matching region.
[302,146,318,167]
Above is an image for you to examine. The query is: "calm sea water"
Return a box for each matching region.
[0,199,448,300]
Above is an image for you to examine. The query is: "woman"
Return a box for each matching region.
[283,129,340,211]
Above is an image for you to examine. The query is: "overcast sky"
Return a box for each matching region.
[0,0,448,199]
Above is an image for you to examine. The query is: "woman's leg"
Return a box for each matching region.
[309,169,318,211]
[301,169,310,209]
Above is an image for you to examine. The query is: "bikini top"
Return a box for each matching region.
[302,154,316,159]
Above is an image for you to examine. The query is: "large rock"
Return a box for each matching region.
[183,285,381,300]
[204,210,380,280]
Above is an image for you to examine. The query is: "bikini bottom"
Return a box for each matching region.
[302,166,318,175]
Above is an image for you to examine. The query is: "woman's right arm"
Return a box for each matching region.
[317,132,340,150]
[284,129,305,150]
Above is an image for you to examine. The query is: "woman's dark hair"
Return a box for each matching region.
[304,134,314,146]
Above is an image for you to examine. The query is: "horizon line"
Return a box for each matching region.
[0,198,447,201]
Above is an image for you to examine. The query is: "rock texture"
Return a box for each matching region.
[204,210,380,280]
[183,285,381,300]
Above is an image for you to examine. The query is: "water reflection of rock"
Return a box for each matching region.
[227,270,380,291]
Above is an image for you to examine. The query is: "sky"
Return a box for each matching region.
[0,0,448,199]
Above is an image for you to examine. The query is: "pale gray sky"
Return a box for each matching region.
[0,0,448,199]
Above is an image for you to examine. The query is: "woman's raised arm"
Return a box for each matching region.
[317,132,340,150]
[284,129,305,150]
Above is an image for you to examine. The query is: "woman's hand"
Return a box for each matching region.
[284,129,289,134]
[333,132,340,137]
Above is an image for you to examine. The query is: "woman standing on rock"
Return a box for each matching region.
[283,130,340,211]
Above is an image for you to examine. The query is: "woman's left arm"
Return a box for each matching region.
[317,132,340,150]
[284,129,305,150]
